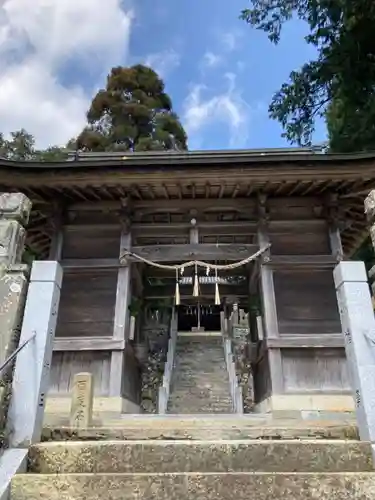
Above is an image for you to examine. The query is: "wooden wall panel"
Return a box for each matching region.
[49,351,111,396]
[56,269,117,337]
[274,270,341,334]
[49,348,141,403]
[269,223,330,255]
[282,348,350,392]
[62,227,120,259]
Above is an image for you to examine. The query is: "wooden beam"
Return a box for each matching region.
[265,334,344,349]
[61,220,325,233]
[145,267,248,278]
[162,184,169,199]
[53,337,125,351]
[231,184,240,198]
[63,223,121,232]
[146,184,156,199]
[144,284,249,299]
[127,243,259,262]
[67,198,255,212]
[61,258,120,269]
[267,255,338,268]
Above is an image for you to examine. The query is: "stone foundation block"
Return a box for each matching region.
[12,472,375,500]
[44,396,140,426]
[254,394,355,415]
[28,440,373,474]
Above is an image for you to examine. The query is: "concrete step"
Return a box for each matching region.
[42,416,359,441]
[12,472,375,499]
[28,440,373,474]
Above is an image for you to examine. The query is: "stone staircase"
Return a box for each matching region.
[167,333,233,413]
[11,416,375,499]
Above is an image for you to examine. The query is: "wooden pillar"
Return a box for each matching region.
[109,222,132,398]
[48,208,64,261]
[190,222,199,244]
[257,228,278,338]
[257,195,283,394]
[327,193,344,261]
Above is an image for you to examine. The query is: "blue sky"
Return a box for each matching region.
[0,0,326,150]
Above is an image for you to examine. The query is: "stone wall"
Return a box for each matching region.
[0,193,31,448]
[140,308,171,413]
[232,325,254,413]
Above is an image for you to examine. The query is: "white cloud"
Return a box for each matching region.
[202,51,222,69]
[221,29,244,52]
[144,49,181,78]
[183,73,252,149]
[0,0,134,148]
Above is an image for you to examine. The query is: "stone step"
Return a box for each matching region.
[174,369,226,373]
[168,407,234,414]
[169,332,231,413]
[171,386,230,391]
[28,440,373,474]
[170,391,232,397]
[169,399,233,407]
[12,472,375,499]
[41,416,359,441]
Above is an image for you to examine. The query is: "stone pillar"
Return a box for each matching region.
[0,193,31,438]
[8,261,62,447]
[334,261,375,458]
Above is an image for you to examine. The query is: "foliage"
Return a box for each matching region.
[0,129,35,160]
[327,94,375,153]
[241,0,375,146]
[76,64,188,152]
[0,129,69,161]
[353,236,375,272]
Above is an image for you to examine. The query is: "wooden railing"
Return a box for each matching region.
[157,309,178,414]
[223,337,243,414]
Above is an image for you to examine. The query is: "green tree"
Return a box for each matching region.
[0,129,70,161]
[326,94,375,153]
[4,129,35,160]
[35,145,70,161]
[76,64,188,152]
[241,0,375,146]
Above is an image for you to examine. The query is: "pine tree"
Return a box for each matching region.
[76,65,188,152]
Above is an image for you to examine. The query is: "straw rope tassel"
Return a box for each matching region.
[175,269,180,305]
[215,268,220,305]
[193,263,199,297]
